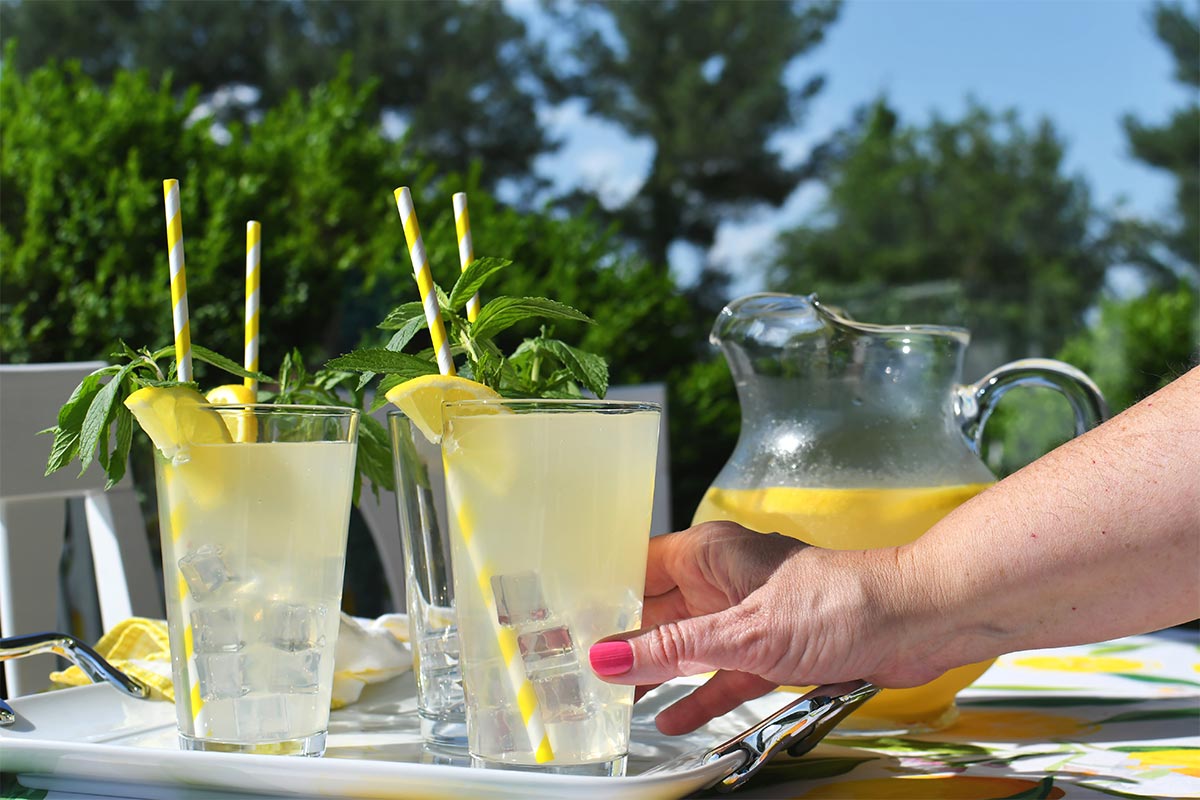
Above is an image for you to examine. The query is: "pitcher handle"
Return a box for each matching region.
[956,358,1109,455]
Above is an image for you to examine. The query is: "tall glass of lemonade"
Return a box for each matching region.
[154,403,359,755]
[441,399,660,775]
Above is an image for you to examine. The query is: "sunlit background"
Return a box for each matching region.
[2,0,1196,615]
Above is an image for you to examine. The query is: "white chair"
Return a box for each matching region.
[0,363,162,696]
[356,383,674,614]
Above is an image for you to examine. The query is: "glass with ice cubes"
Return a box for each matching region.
[441,399,660,775]
[388,410,467,746]
[154,405,358,756]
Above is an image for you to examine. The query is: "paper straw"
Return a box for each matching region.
[452,192,480,322]
[244,221,261,393]
[449,484,555,763]
[394,187,456,376]
[162,180,193,383]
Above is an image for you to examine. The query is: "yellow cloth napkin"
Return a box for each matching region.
[50,614,412,709]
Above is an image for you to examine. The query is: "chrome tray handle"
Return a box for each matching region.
[704,680,880,793]
[0,631,151,725]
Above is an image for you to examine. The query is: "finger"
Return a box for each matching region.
[655,670,778,735]
[642,587,692,629]
[589,606,757,685]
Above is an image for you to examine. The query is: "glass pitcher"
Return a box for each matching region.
[692,293,1107,733]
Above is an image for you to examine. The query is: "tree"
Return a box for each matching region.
[766,99,1109,358]
[0,0,555,190]
[547,0,841,268]
[1121,1,1199,272]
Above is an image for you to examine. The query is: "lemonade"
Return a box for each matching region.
[156,429,356,754]
[693,483,995,731]
[442,400,660,773]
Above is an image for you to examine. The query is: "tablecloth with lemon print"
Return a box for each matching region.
[700,630,1198,799]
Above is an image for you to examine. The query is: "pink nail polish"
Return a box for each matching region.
[589,641,634,676]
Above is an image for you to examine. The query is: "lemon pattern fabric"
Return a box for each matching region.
[701,631,1199,799]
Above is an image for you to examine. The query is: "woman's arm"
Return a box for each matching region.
[901,365,1200,675]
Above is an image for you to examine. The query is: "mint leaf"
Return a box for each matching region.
[378,302,425,331]
[193,343,273,383]
[384,314,429,354]
[106,402,134,489]
[538,338,609,398]
[370,374,405,412]
[448,256,510,311]
[78,363,137,475]
[353,414,395,502]
[471,297,593,341]
[326,348,440,379]
[45,371,106,475]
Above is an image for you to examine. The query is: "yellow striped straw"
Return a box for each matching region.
[449,485,555,763]
[244,221,262,393]
[394,187,456,376]
[162,179,193,383]
[452,192,480,322]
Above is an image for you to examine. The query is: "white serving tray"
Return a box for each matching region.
[1,673,757,799]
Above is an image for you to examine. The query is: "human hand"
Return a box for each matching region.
[587,522,946,734]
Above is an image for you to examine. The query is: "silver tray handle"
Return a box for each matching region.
[0,631,151,726]
[704,680,880,792]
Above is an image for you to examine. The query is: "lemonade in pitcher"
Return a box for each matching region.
[694,483,995,730]
[697,293,1106,733]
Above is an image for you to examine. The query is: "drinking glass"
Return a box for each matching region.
[388,410,467,746]
[154,404,359,756]
[441,399,661,776]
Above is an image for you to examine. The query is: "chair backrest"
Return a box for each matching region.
[0,363,161,696]
[355,383,674,614]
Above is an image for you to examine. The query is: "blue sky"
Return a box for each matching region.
[517,0,1188,289]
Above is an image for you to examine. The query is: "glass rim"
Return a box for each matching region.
[209,403,360,418]
[441,398,662,414]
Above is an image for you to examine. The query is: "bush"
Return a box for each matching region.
[1,52,740,528]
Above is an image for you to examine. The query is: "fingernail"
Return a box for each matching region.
[589,641,634,676]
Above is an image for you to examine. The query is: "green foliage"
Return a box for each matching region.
[1122,1,1199,270]
[548,0,841,266]
[0,53,421,374]
[1057,285,1198,411]
[328,255,610,400]
[0,0,554,189]
[1,52,738,526]
[982,285,1198,477]
[767,99,1108,358]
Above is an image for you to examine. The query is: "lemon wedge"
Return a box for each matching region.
[384,374,501,444]
[124,385,232,460]
[205,384,258,443]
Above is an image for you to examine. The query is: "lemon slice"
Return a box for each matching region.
[124,385,232,460]
[205,384,258,443]
[384,374,501,444]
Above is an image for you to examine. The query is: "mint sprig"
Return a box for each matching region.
[43,343,270,488]
[327,256,610,401]
[258,349,396,502]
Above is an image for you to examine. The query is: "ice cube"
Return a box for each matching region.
[517,624,575,664]
[472,707,518,755]
[263,601,326,651]
[234,694,291,740]
[194,652,250,701]
[418,627,461,672]
[491,573,549,627]
[532,663,591,724]
[178,545,236,600]
[268,648,321,694]
[190,607,245,653]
